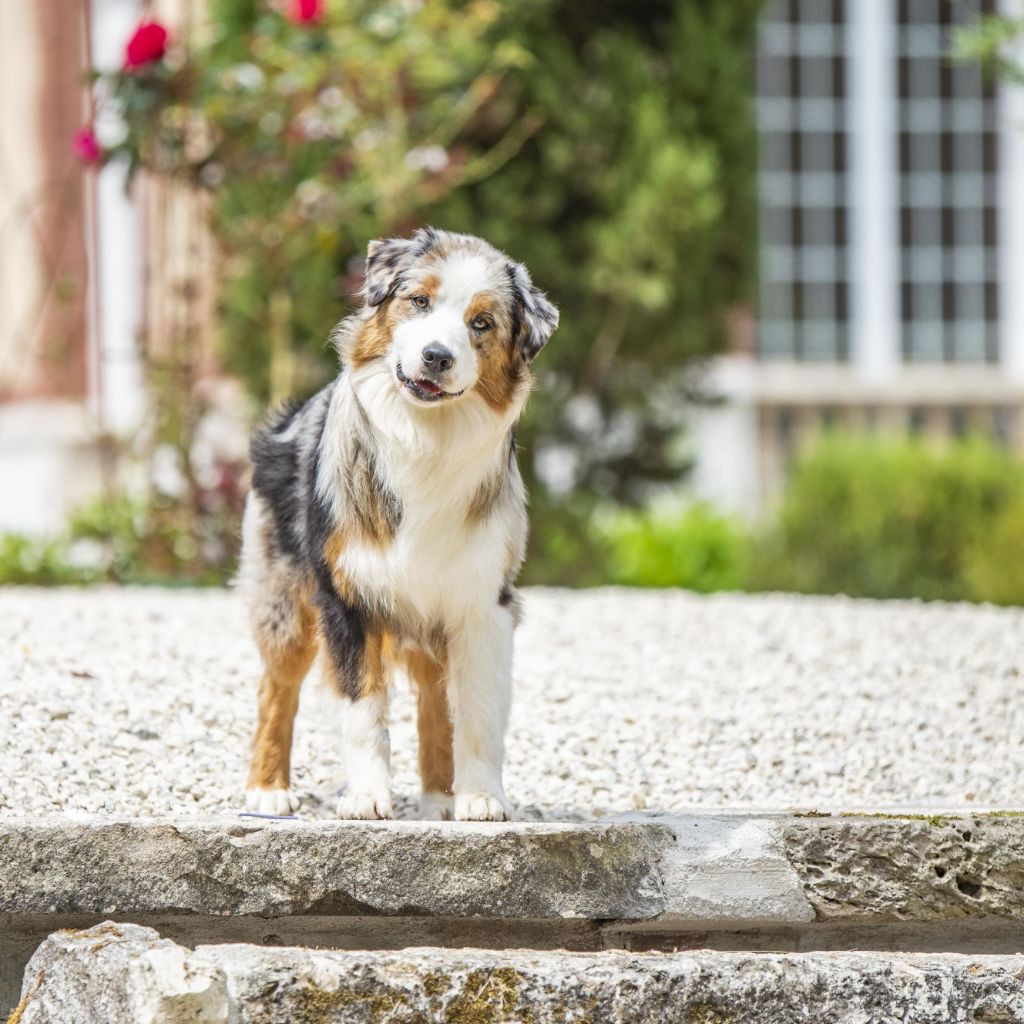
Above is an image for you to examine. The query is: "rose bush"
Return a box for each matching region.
[89,0,534,401]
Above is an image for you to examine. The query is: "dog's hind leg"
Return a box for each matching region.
[246,612,316,814]
[241,496,316,815]
[405,648,454,820]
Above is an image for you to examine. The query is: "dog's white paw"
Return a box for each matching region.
[245,787,300,815]
[420,791,454,821]
[454,793,508,822]
[337,791,393,820]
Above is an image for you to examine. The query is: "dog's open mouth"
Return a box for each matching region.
[396,363,464,403]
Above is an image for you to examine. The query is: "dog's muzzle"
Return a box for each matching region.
[396,362,465,403]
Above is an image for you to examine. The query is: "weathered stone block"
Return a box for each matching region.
[14,922,1024,1023]
[11,923,225,1024]
[782,813,1024,921]
[0,819,669,921]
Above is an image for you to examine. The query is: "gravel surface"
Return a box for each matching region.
[1,587,1022,820]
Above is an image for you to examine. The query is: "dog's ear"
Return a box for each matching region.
[363,236,415,307]
[363,228,443,308]
[507,261,559,362]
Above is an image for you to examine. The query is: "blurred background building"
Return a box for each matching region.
[0,0,205,535]
[692,0,1024,511]
[0,0,104,534]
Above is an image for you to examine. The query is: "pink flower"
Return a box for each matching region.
[73,127,101,165]
[124,20,168,67]
[287,0,323,24]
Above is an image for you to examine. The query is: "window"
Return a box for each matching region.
[757,0,850,361]
[756,0,1002,365]
[896,0,999,362]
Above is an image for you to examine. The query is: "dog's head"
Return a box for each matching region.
[343,228,558,415]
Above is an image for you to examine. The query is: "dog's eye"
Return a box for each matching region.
[471,316,492,332]
[411,295,430,310]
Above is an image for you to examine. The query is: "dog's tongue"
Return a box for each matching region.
[417,379,442,395]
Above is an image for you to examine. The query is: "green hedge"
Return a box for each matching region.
[0,493,236,588]
[595,501,748,592]
[581,436,1024,605]
[749,436,1024,604]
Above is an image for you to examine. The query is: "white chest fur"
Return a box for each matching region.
[340,464,511,628]
[324,377,522,632]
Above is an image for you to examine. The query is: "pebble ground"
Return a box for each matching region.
[2,586,1022,820]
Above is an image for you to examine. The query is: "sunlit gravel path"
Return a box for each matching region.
[2,586,1022,819]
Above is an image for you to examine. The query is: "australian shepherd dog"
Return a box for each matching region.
[238,228,559,821]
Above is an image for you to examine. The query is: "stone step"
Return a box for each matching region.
[13,922,1024,1024]
[5,811,1023,925]
[4,812,1024,1014]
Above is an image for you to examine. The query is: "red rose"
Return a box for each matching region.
[287,0,323,24]
[72,127,101,165]
[124,21,168,67]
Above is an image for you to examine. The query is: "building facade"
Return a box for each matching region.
[692,0,1024,512]
[0,0,106,534]
[0,0,210,534]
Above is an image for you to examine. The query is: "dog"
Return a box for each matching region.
[238,227,558,821]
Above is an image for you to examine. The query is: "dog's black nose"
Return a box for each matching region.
[421,344,454,372]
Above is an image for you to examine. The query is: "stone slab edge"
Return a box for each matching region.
[13,922,1024,1024]
[2,812,1023,928]
[0,819,670,922]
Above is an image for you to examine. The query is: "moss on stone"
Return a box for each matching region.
[421,971,450,999]
[286,968,533,1024]
[289,982,413,1023]
[686,1004,736,1024]
[830,811,1024,825]
[832,813,953,827]
[55,922,127,954]
[442,967,528,1024]
[6,970,43,1024]
[6,994,29,1024]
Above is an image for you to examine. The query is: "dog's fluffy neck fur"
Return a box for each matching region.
[314,359,521,524]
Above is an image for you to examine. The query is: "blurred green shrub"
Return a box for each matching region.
[749,436,1024,604]
[595,501,749,592]
[0,492,237,588]
[962,493,1024,606]
[68,493,236,586]
[0,534,97,586]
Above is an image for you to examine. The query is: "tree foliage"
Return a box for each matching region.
[953,10,1024,84]
[90,0,762,581]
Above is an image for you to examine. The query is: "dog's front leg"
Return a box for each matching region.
[317,585,394,820]
[448,606,514,821]
[338,687,392,820]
